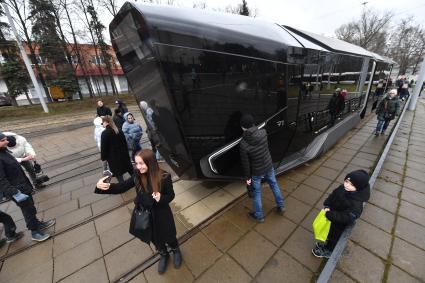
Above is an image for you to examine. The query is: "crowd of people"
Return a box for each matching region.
[0,80,415,273]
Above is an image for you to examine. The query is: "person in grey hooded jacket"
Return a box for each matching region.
[122,112,143,159]
[239,114,285,223]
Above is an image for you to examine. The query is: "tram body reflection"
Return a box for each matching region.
[110,2,393,180]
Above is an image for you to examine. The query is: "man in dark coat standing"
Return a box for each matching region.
[96,100,112,117]
[0,132,55,242]
[239,114,285,222]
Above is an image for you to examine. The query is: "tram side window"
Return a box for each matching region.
[153,45,296,162]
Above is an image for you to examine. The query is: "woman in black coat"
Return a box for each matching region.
[95,149,182,274]
[100,116,133,183]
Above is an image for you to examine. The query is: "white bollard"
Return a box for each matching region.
[408,56,425,111]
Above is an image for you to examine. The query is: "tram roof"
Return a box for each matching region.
[119,2,328,56]
[284,25,375,58]
[368,51,395,64]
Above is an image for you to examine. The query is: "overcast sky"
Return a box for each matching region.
[101,0,425,38]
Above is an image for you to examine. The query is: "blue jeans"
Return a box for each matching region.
[251,167,284,219]
[376,119,390,134]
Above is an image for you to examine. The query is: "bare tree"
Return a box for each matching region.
[76,0,109,95]
[335,8,392,54]
[86,2,118,96]
[387,18,425,75]
[59,0,95,97]
[192,1,206,9]
[96,0,119,17]
[141,0,176,5]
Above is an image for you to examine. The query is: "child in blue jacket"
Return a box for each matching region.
[122,112,143,160]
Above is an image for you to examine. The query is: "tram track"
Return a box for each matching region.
[0,138,152,205]
[113,101,409,282]
[0,102,405,282]
[0,137,169,262]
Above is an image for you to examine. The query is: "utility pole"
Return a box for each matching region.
[2,3,49,113]
[408,56,425,111]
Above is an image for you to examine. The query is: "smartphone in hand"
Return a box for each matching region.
[103,170,113,183]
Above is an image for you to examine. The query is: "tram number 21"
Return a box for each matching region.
[276,120,285,127]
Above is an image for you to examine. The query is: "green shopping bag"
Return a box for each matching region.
[312,210,331,242]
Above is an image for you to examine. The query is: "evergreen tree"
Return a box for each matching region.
[239,0,250,16]
[29,0,79,99]
[0,5,31,106]
[79,0,109,95]
[8,0,53,102]
[87,4,118,95]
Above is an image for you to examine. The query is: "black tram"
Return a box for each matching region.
[109,2,394,180]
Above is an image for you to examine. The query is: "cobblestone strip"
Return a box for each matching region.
[382,109,414,282]
[382,100,425,282]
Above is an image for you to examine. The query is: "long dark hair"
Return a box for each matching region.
[134,149,164,193]
[102,115,119,134]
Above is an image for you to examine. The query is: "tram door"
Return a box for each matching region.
[265,64,300,167]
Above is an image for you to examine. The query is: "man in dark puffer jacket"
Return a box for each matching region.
[0,132,55,242]
[239,114,285,222]
[312,169,370,258]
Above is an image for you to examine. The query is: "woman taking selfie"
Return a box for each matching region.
[94,149,182,274]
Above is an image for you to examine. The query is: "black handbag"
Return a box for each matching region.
[129,205,152,243]
[132,207,151,231]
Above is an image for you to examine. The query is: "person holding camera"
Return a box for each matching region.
[4,132,49,189]
[95,149,182,274]
[0,132,55,242]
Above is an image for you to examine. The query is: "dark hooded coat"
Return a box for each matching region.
[239,127,273,179]
[95,172,176,245]
[97,106,112,117]
[100,126,133,176]
[0,148,33,197]
[324,184,370,225]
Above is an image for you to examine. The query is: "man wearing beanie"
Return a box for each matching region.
[312,169,370,258]
[0,132,55,242]
[4,132,48,189]
[239,114,285,223]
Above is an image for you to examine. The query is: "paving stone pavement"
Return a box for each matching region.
[1,97,425,282]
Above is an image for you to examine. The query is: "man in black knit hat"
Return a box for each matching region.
[0,132,55,242]
[312,169,370,258]
[239,114,285,223]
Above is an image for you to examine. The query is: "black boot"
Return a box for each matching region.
[157,250,169,274]
[171,247,182,269]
